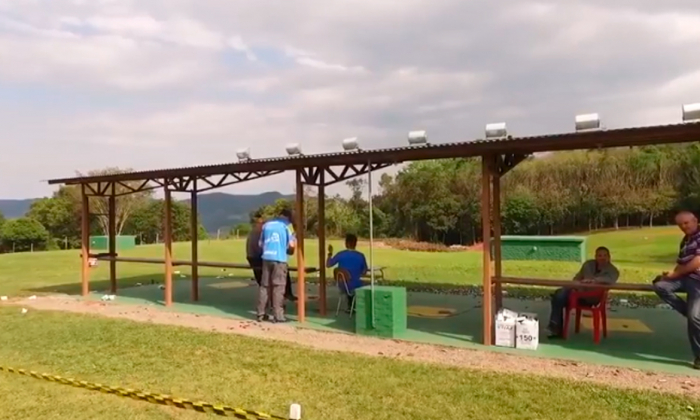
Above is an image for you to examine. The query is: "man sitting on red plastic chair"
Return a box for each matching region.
[546,246,620,339]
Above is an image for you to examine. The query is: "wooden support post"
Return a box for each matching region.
[318,170,327,316]
[493,171,503,310]
[295,170,306,322]
[108,183,117,294]
[164,186,173,307]
[190,180,199,302]
[80,185,90,298]
[481,155,493,345]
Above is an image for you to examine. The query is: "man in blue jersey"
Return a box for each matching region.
[257,208,296,323]
[327,233,368,312]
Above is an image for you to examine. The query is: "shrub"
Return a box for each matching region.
[383,238,458,253]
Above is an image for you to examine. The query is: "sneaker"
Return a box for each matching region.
[546,326,563,340]
[256,315,265,322]
[272,318,290,324]
[693,357,700,370]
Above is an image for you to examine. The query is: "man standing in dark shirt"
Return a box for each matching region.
[246,211,264,285]
[653,211,700,369]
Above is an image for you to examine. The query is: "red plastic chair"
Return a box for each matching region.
[562,288,608,344]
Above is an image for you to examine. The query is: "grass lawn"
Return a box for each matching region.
[0,226,682,297]
[1,306,698,420]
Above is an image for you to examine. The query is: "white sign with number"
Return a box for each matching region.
[516,312,539,351]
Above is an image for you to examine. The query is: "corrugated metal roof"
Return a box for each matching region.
[47,121,700,185]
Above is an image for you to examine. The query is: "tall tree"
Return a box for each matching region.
[68,168,154,236]
[26,196,78,247]
[122,199,204,243]
[0,217,49,252]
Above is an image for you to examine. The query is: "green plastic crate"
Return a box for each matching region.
[355,286,407,338]
[89,235,136,251]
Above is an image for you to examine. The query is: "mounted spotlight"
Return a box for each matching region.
[236,148,251,162]
[407,130,428,146]
[575,113,601,132]
[682,103,700,122]
[485,122,507,139]
[286,143,302,156]
[342,137,360,151]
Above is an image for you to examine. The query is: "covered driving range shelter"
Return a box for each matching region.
[47,117,700,346]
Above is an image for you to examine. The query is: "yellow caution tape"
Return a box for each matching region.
[0,366,287,419]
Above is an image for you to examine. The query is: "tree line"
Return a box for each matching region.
[251,143,700,245]
[0,168,207,253]
[2,144,698,253]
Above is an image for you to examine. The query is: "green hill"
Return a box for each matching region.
[0,192,293,233]
[0,198,37,219]
[184,191,293,233]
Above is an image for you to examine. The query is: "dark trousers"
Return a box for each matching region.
[248,256,294,297]
[548,288,600,334]
[247,256,263,284]
[257,260,288,320]
[653,275,700,358]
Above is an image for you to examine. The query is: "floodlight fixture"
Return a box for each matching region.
[236,148,251,161]
[407,130,428,146]
[342,137,360,151]
[286,143,302,156]
[682,103,700,122]
[575,113,601,132]
[485,122,507,139]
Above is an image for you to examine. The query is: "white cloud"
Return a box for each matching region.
[0,0,700,199]
[285,47,365,72]
[227,35,257,61]
[80,14,228,49]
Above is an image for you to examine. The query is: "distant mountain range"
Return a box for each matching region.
[0,198,37,219]
[185,191,293,232]
[0,192,293,233]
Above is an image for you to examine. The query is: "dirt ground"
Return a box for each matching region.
[6,295,700,398]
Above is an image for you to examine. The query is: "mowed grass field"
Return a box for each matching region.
[1,308,699,420]
[0,226,683,297]
[1,226,697,420]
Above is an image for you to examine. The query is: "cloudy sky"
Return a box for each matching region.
[0,0,699,199]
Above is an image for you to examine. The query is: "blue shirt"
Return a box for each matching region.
[260,218,295,263]
[678,230,700,281]
[328,250,368,292]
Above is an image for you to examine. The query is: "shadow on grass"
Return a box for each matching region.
[28,273,693,372]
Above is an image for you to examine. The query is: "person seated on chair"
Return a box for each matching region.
[546,246,619,339]
[326,233,368,311]
[652,211,700,369]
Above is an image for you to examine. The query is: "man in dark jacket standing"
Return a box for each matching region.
[246,211,264,285]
